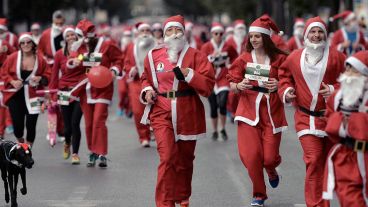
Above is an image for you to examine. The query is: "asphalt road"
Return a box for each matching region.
[0,95,340,207]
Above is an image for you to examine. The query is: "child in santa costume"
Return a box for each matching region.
[1,33,50,146]
[322,51,368,207]
[140,15,214,207]
[287,18,305,52]
[278,16,346,207]
[49,26,84,164]
[227,15,288,206]
[124,22,155,147]
[330,11,367,56]
[67,19,122,168]
[201,22,237,141]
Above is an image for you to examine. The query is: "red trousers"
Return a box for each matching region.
[128,80,150,142]
[80,93,108,155]
[324,145,368,207]
[150,109,196,207]
[300,135,331,207]
[118,77,131,113]
[237,101,281,199]
[0,106,12,135]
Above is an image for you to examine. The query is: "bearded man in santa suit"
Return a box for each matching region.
[38,10,65,65]
[226,19,247,56]
[287,18,305,52]
[201,22,237,141]
[330,10,367,56]
[278,16,346,207]
[0,18,18,48]
[322,51,368,207]
[140,15,214,207]
[124,22,156,147]
[67,19,122,168]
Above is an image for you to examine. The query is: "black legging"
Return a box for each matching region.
[208,91,229,118]
[7,88,38,143]
[61,101,83,154]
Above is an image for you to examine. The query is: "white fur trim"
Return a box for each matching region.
[322,144,342,200]
[0,25,7,31]
[297,129,327,138]
[249,26,271,36]
[19,34,33,43]
[328,84,335,93]
[138,23,151,31]
[63,28,75,40]
[282,87,294,104]
[344,12,356,24]
[75,28,83,37]
[109,66,119,75]
[66,59,77,69]
[304,22,327,41]
[184,68,194,83]
[345,56,368,76]
[211,26,224,33]
[139,86,154,104]
[164,22,184,34]
[85,82,111,105]
[140,104,152,125]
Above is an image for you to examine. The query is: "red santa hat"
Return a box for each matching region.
[225,26,234,33]
[249,15,281,36]
[135,22,151,32]
[294,18,305,28]
[99,23,110,33]
[234,19,246,29]
[163,15,185,34]
[18,32,35,44]
[329,10,356,24]
[123,26,132,36]
[0,18,8,31]
[152,23,162,31]
[76,19,96,38]
[31,22,41,30]
[62,26,75,40]
[345,51,368,76]
[210,22,224,33]
[303,16,327,41]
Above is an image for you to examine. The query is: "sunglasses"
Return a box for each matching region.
[214,32,223,36]
[20,41,32,45]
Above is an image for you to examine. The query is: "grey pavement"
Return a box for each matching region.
[0,96,340,207]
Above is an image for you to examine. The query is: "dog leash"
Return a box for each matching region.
[1,140,23,167]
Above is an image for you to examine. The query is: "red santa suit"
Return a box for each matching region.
[322,51,368,207]
[0,18,18,48]
[68,20,122,156]
[140,16,215,207]
[0,39,16,137]
[1,51,50,111]
[278,17,346,207]
[124,22,155,144]
[287,35,304,52]
[330,11,367,56]
[227,16,288,201]
[271,34,288,51]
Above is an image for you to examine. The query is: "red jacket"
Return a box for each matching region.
[331,28,367,56]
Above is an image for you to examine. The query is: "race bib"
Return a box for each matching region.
[244,63,270,81]
[57,91,71,106]
[80,52,102,67]
[209,52,228,68]
[29,97,42,111]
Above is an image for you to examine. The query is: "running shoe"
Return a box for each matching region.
[251,197,265,206]
[63,144,71,160]
[220,129,228,141]
[98,155,107,168]
[211,131,218,141]
[5,125,13,134]
[87,153,98,167]
[141,140,150,148]
[267,168,280,188]
[71,154,80,165]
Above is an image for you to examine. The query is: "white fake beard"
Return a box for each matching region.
[338,73,367,107]
[70,38,84,52]
[137,34,155,49]
[234,29,246,45]
[164,33,185,63]
[52,23,62,36]
[304,39,326,65]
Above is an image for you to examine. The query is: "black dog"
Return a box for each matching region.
[0,140,34,207]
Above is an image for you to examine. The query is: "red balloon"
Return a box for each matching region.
[87,65,113,88]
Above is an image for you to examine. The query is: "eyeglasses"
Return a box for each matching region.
[20,41,32,46]
[214,32,223,36]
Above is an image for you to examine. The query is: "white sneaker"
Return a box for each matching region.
[141,140,150,148]
[57,136,65,143]
[46,134,50,140]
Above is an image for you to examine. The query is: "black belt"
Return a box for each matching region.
[158,89,196,99]
[340,137,367,152]
[213,63,226,68]
[299,106,325,117]
[249,86,275,93]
